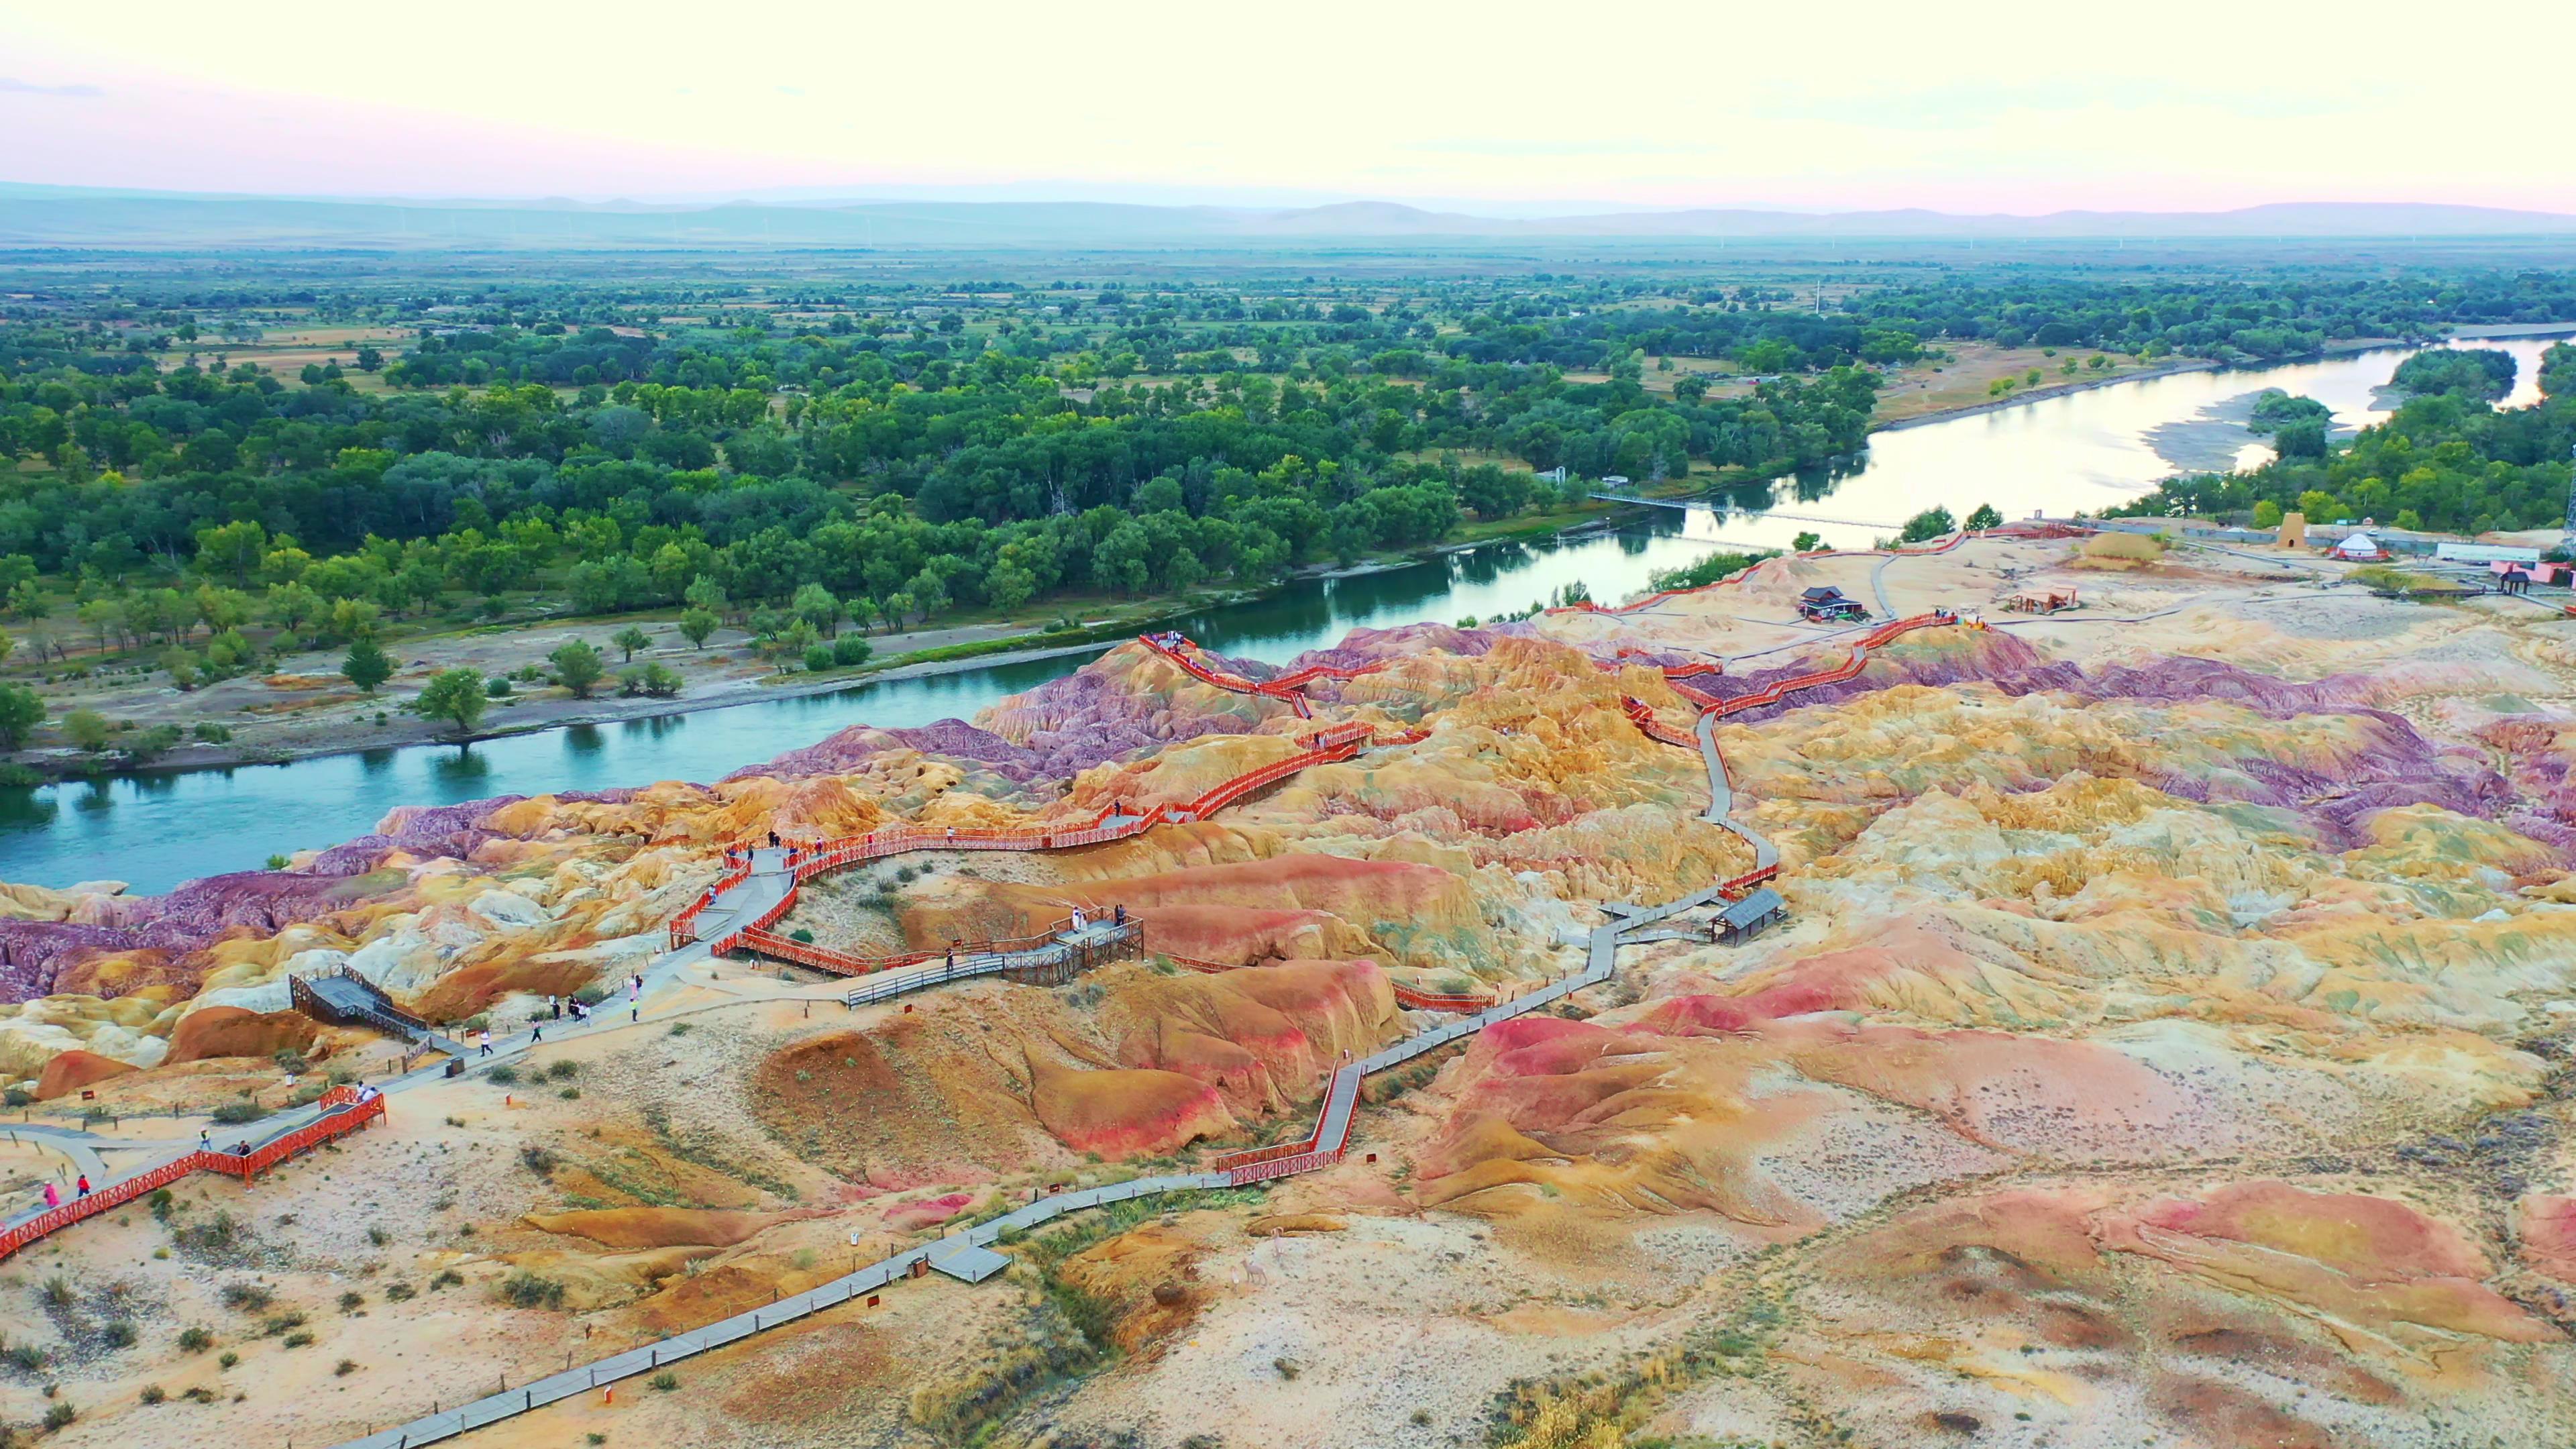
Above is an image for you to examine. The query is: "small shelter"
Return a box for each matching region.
[1713,888,1786,945]
[2493,559,2575,588]
[2006,583,2079,614]
[2329,531,2390,561]
[1797,586,1867,622]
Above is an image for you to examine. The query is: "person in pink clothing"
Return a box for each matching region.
[42,1181,60,1210]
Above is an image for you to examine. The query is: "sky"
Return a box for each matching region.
[2,0,2571,215]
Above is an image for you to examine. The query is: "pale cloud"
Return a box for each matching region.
[0,76,100,98]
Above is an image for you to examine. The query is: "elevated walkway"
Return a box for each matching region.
[325,612,1969,1448]
[291,966,436,1044]
[2,1087,386,1264]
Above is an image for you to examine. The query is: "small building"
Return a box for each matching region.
[2006,583,2080,614]
[1797,586,1868,622]
[2493,559,2574,588]
[2328,531,2390,561]
[1713,888,1786,945]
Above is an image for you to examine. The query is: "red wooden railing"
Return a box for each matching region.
[669,859,755,947]
[690,723,1396,958]
[0,1085,386,1264]
[1139,635,1398,720]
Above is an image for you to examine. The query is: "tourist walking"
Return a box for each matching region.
[477,1028,493,1058]
[75,1174,91,1199]
[42,1181,58,1210]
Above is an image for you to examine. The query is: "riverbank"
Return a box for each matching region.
[10,327,2538,799]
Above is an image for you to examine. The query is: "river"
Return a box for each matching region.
[3,335,2561,893]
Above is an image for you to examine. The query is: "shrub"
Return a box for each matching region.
[429,1269,464,1291]
[486,1065,519,1085]
[218,1350,239,1370]
[1,1087,29,1107]
[6,1343,47,1371]
[649,1371,678,1391]
[101,1320,137,1348]
[43,1402,73,1431]
[178,1212,241,1252]
[282,1330,315,1349]
[39,1276,72,1307]
[802,644,833,673]
[520,1145,559,1177]
[178,1326,213,1353]
[496,1271,566,1309]
[484,676,513,697]
[2078,531,2166,564]
[543,1059,580,1081]
[140,1384,166,1405]
[262,1312,307,1337]
[148,1188,175,1222]
[366,1225,389,1246]
[335,1358,358,1377]
[383,1283,417,1302]
[337,1291,364,1313]
[558,1087,580,1100]
[210,1101,265,1124]
[192,721,233,743]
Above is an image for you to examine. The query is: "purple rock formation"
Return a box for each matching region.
[1703,631,2526,855]
[734,720,1051,784]
[0,869,361,1003]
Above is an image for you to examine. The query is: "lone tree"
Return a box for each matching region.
[0,682,43,750]
[1964,502,2002,532]
[341,636,394,694]
[549,640,606,699]
[410,667,487,737]
[64,707,111,753]
[610,626,653,662]
[678,608,718,650]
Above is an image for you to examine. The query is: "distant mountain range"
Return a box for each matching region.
[0,184,2568,249]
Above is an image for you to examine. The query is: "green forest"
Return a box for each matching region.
[2116,343,2576,534]
[0,264,2570,693]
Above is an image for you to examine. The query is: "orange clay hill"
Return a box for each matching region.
[19,538,2576,1449]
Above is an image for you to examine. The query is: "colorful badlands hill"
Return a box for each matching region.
[8,537,2576,1447]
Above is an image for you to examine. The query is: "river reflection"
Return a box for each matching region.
[2,335,2559,892]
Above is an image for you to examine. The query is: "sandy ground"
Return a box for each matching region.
[9,614,1095,777]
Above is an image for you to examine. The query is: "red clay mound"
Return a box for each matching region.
[167,1006,321,1065]
[884,1192,975,1232]
[2520,1195,2576,1281]
[2121,1180,2492,1282]
[36,1049,136,1101]
[524,1207,816,1250]
[1028,1055,1234,1160]
[1133,904,1367,965]
[1114,959,1401,1110]
[1635,982,1843,1036]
